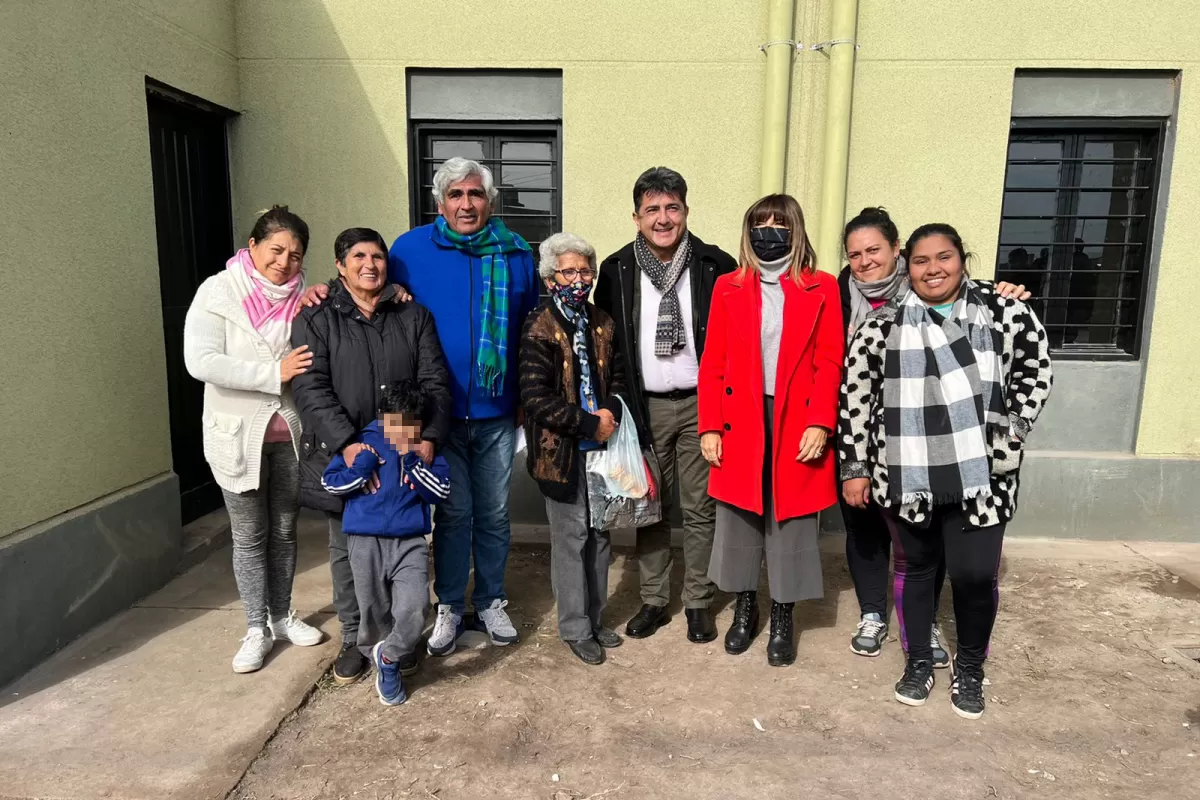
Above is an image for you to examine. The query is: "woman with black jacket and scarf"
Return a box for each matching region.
[837,223,1052,719]
[837,208,1028,666]
[291,227,451,685]
[520,233,629,666]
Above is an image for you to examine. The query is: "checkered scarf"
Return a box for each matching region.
[634,232,693,356]
[882,279,1007,506]
[433,216,530,397]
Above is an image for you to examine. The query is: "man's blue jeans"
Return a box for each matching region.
[433,417,515,614]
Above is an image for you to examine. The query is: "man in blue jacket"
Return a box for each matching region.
[323,380,451,706]
[388,157,539,655]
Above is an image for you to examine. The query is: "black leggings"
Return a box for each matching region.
[883,505,1005,669]
[842,495,945,649]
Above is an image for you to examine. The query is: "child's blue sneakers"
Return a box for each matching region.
[372,641,407,706]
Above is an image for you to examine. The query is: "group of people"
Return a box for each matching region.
[183,159,1052,719]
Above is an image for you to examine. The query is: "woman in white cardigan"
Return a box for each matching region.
[184,206,325,673]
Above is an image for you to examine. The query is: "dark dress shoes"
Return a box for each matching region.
[624,604,669,639]
[568,638,605,665]
[594,627,624,648]
[685,608,717,643]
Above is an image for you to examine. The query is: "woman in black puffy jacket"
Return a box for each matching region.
[291,226,451,684]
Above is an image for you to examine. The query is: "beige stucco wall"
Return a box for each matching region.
[231,0,805,274]
[7,0,1193,540]
[846,0,1200,456]
[0,0,240,537]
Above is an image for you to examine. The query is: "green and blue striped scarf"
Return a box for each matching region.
[433,216,530,397]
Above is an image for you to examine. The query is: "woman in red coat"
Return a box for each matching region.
[698,194,844,666]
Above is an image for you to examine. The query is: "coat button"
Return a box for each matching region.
[598,359,605,367]
[723,423,731,431]
[725,387,733,395]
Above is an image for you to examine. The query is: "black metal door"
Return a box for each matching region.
[147,88,234,523]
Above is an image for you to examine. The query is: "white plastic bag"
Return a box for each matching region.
[585,396,648,499]
[586,448,661,531]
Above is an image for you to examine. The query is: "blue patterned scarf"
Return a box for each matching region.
[552,293,596,416]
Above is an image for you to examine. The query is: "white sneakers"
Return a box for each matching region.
[270,610,325,647]
[232,627,274,673]
[427,601,519,657]
[427,604,464,656]
[233,611,324,674]
[478,599,519,646]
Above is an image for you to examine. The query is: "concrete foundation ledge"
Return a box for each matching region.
[0,473,182,688]
[814,451,1200,542]
[1011,450,1200,541]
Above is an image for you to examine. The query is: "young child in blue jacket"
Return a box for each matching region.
[322,380,450,706]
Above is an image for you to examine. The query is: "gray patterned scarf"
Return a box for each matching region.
[634,231,693,356]
[847,256,909,342]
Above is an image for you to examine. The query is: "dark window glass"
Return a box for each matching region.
[994,125,1161,359]
[414,127,560,258]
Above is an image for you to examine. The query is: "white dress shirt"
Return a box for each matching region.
[638,267,699,392]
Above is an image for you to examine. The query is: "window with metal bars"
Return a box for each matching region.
[409,122,561,258]
[994,120,1164,359]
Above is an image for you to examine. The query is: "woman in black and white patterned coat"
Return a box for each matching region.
[837,223,1052,720]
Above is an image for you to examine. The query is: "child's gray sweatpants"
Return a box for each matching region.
[346,534,430,662]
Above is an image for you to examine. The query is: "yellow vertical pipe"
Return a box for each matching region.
[814,0,860,273]
[760,0,797,195]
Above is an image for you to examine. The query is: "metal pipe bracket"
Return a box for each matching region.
[758,39,804,55]
[810,38,859,55]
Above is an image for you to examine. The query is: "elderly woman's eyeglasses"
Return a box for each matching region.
[555,268,596,282]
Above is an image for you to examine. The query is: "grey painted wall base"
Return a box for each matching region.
[818,451,1200,541]
[513,453,1200,542]
[1008,451,1200,540]
[1025,361,1142,452]
[0,473,182,688]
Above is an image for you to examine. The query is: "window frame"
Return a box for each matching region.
[406,120,563,255]
[997,117,1167,361]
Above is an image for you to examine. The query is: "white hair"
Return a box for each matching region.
[432,157,498,205]
[538,232,597,280]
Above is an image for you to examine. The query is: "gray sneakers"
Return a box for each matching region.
[850,613,888,657]
[931,624,951,669]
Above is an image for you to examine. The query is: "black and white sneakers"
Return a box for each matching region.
[950,663,987,719]
[894,659,936,706]
[895,657,988,719]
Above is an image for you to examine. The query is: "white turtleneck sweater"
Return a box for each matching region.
[759,256,791,396]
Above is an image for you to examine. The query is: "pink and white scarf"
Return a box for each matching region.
[225,248,305,355]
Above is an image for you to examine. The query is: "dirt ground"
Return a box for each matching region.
[230,543,1200,800]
